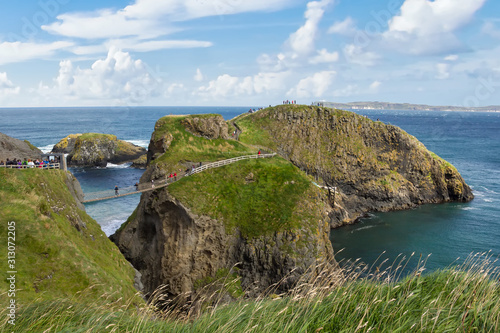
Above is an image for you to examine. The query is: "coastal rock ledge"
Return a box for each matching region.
[52,133,146,167]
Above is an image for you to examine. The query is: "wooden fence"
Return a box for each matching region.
[0,163,61,169]
[82,153,276,203]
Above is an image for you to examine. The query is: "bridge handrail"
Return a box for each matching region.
[0,163,61,170]
[82,153,276,203]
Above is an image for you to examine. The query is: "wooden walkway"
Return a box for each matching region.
[82,153,276,203]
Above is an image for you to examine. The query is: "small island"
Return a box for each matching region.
[52,133,146,167]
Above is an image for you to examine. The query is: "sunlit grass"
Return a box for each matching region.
[5,252,500,332]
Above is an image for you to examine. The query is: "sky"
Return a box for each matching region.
[0,0,499,107]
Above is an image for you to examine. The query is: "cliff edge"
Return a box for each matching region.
[234,105,473,226]
[112,114,334,301]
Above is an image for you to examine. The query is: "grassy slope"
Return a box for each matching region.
[168,157,325,239]
[0,168,141,306]
[9,257,500,332]
[150,115,254,171]
[149,114,326,239]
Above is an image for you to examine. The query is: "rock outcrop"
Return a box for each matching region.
[112,185,333,299]
[53,133,146,167]
[112,114,334,301]
[181,114,229,140]
[236,105,474,227]
[0,132,42,162]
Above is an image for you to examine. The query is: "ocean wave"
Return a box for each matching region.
[461,207,478,211]
[351,225,376,233]
[107,162,132,169]
[37,144,56,153]
[126,139,149,148]
[101,219,127,236]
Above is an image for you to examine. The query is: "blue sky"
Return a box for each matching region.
[0,0,499,107]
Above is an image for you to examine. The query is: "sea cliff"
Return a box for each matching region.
[234,105,473,227]
[112,105,473,302]
[112,114,335,300]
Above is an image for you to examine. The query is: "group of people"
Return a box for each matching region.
[0,157,59,168]
[283,100,296,104]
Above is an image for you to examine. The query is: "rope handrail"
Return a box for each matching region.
[82,153,276,203]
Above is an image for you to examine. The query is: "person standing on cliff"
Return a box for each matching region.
[258,150,261,157]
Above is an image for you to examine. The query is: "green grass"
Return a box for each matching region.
[6,253,500,332]
[150,115,254,173]
[0,168,141,306]
[168,157,324,238]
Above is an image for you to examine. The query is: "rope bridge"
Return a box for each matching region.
[82,153,276,203]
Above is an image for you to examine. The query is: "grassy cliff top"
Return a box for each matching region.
[0,168,141,305]
[168,157,326,238]
[150,114,253,171]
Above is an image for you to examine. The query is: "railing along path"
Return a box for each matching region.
[82,153,276,203]
[0,163,61,169]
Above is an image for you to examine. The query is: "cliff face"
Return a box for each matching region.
[54,133,146,167]
[0,132,43,162]
[236,105,474,226]
[112,185,333,299]
[113,114,334,300]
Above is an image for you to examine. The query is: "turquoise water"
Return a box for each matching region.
[1,107,498,272]
[330,110,500,272]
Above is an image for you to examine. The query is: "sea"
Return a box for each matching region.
[1,106,499,274]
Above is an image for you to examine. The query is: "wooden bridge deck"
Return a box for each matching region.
[82,153,277,203]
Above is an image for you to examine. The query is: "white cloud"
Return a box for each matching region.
[444,55,459,61]
[343,44,379,66]
[38,48,161,104]
[0,41,73,65]
[197,72,291,99]
[166,83,184,95]
[194,68,204,82]
[328,16,357,36]
[72,39,212,56]
[43,0,295,40]
[383,0,486,55]
[286,0,333,57]
[309,49,339,64]
[0,73,20,97]
[435,63,450,79]
[369,80,382,92]
[287,70,336,98]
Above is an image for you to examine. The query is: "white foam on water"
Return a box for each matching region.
[351,225,376,233]
[127,140,149,148]
[101,219,127,236]
[107,162,132,169]
[38,144,56,154]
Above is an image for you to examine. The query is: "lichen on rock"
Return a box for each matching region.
[53,133,146,167]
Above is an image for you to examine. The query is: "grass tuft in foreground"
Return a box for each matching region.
[6,252,500,332]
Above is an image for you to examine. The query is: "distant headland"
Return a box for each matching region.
[316,101,500,112]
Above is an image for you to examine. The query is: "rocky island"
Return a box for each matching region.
[112,105,473,303]
[52,133,146,167]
